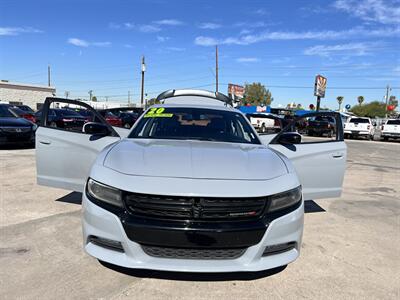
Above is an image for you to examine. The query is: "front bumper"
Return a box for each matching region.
[82,193,304,272]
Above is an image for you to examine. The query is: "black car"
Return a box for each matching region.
[306,116,336,137]
[0,104,36,146]
[35,108,87,131]
[117,111,139,128]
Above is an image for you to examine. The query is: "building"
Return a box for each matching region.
[0,80,56,110]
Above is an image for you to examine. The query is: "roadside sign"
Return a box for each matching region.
[309,104,315,110]
[314,75,327,98]
[345,104,351,110]
[228,84,244,98]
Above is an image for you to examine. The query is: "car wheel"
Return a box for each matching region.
[124,123,131,129]
[382,137,389,141]
[369,135,374,141]
[50,121,57,128]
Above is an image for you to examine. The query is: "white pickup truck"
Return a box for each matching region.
[249,113,282,133]
[343,117,375,140]
[381,119,400,141]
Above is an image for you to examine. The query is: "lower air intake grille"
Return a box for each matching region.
[142,245,246,260]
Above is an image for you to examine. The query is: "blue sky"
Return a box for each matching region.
[0,0,399,108]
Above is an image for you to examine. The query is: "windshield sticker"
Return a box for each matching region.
[144,107,173,118]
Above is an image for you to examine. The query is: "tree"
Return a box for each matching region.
[389,95,398,108]
[336,96,344,111]
[92,96,97,102]
[243,82,273,106]
[350,101,386,118]
[357,96,364,106]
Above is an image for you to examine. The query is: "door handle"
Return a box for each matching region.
[39,140,51,145]
[332,153,343,158]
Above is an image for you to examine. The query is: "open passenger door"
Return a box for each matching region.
[36,98,130,192]
[266,112,347,200]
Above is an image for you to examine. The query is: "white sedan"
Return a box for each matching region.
[36,90,346,272]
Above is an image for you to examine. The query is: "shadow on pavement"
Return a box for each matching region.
[0,143,35,150]
[304,200,326,213]
[56,192,82,205]
[99,260,287,281]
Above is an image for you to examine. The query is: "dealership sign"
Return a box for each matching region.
[228,84,245,98]
[314,75,327,98]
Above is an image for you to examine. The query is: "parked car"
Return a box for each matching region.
[343,117,375,140]
[36,90,346,273]
[15,104,35,114]
[9,106,36,123]
[117,111,139,128]
[97,110,123,127]
[381,119,400,141]
[248,113,282,133]
[307,115,336,137]
[0,104,36,146]
[35,108,87,130]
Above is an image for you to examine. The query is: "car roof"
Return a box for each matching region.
[149,102,239,113]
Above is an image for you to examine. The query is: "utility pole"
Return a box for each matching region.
[88,90,93,101]
[215,45,219,93]
[128,91,131,105]
[47,64,51,87]
[64,91,70,99]
[140,56,146,107]
[385,85,391,118]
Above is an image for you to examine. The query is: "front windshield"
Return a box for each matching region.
[129,107,260,144]
[0,106,17,118]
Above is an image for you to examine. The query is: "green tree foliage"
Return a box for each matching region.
[91,96,97,102]
[336,96,344,110]
[243,82,273,106]
[389,95,398,108]
[350,101,386,118]
[357,96,364,106]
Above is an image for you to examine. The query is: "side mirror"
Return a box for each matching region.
[83,122,110,135]
[278,132,301,145]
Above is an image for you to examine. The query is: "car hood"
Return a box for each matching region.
[0,117,32,127]
[103,139,287,180]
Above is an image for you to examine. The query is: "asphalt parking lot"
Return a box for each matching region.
[1,140,399,299]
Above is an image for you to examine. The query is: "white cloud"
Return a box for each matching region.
[68,38,89,47]
[194,36,219,46]
[0,26,42,36]
[198,22,222,29]
[334,0,400,24]
[304,42,379,57]
[138,25,161,33]
[194,26,400,46]
[166,47,186,51]
[67,38,111,47]
[153,19,183,26]
[156,36,170,42]
[254,8,267,15]
[236,57,260,63]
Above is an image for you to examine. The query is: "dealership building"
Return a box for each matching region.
[0,80,56,110]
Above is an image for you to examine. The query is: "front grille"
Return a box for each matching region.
[142,245,246,260]
[124,192,267,221]
[1,127,31,133]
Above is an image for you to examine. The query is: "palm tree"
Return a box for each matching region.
[357,96,364,106]
[337,96,344,111]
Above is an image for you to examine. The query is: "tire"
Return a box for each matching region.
[308,131,313,136]
[369,135,374,141]
[382,137,389,141]
[328,130,334,138]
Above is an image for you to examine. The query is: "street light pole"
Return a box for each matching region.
[215,45,219,93]
[140,56,146,107]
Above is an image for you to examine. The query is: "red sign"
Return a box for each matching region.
[314,75,327,98]
[228,84,244,98]
[309,104,315,110]
[387,105,395,111]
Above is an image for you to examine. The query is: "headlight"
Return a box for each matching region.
[269,186,302,212]
[87,178,123,208]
